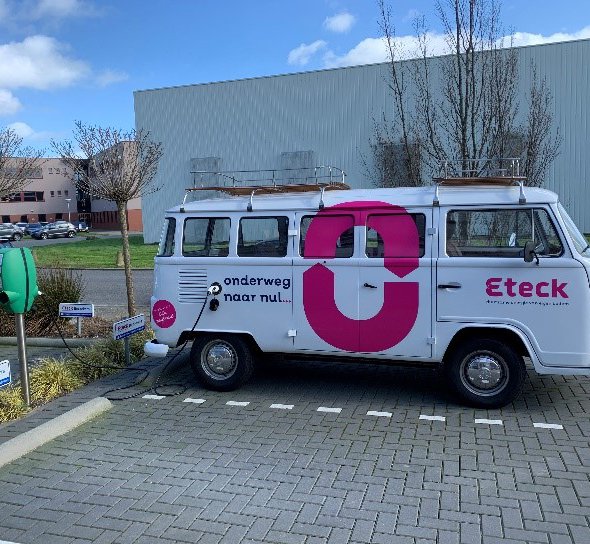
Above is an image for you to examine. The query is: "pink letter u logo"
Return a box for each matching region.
[303,201,419,352]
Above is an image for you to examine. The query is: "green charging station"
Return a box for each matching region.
[0,247,40,405]
[0,247,39,313]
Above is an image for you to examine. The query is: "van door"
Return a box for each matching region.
[293,210,360,353]
[360,208,433,358]
[436,207,590,367]
[293,202,432,358]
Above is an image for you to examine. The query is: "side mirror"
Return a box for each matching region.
[523,240,539,265]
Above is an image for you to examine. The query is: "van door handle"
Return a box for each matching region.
[363,282,377,289]
[438,282,462,289]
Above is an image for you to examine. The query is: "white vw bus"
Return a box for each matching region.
[148,167,590,408]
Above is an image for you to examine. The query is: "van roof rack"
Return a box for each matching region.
[181,166,349,212]
[432,158,527,206]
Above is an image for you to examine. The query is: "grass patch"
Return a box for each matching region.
[31,235,158,269]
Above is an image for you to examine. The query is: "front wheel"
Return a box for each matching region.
[40,232,48,240]
[190,334,254,391]
[12,232,22,241]
[445,338,526,408]
[67,230,75,238]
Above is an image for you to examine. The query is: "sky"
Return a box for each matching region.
[0,0,589,153]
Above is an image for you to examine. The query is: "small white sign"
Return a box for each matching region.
[0,360,11,388]
[59,303,95,318]
[113,314,145,340]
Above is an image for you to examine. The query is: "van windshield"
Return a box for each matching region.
[558,204,590,256]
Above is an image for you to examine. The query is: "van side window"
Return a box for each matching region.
[183,217,230,257]
[447,209,563,257]
[157,218,176,256]
[238,216,289,257]
[366,214,426,258]
[300,215,354,258]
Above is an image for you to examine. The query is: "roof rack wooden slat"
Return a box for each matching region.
[184,182,350,196]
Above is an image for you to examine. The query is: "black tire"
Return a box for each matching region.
[190,334,254,391]
[40,232,48,240]
[445,337,526,408]
[67,230,75,238]
[12,232,22,241]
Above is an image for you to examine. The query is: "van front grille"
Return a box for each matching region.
[178,269,208,304]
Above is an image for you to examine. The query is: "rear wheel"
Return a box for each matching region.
[67,230,75,238]
[40,232,48,240]
[12,232,22,241]
[445,337,526,408]
[190,334,254,391]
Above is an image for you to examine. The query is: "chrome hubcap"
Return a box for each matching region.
[460,351,508,396]
[202,341,237,379]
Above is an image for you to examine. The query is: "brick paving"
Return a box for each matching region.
[1,355,590,543]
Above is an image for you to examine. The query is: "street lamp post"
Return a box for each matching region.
[65,198,71,222]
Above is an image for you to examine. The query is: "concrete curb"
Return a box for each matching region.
[0,397,113,469]
[0,337,100,348]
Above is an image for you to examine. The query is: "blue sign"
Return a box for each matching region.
[0,359,11,388]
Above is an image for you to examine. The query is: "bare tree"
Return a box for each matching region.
[371,0,560,187]
[52,121,163,316]
[0,127,44,198]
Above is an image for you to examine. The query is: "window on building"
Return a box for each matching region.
[20,215,27,222]
[64,190,69,196]
[48,168,53,174]
[366,214,426,258]
[56,213,63,220]
[2,216,9,223]
[446,209,563,258]
[300,215,354,258]
[23,192,36,202]
[55,167,60,174]
[57,190,62,196]
[238,217,289,257]
[50,191,55,197]
[39,214,46,222]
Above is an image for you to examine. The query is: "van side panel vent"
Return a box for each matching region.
[178,269,208,304]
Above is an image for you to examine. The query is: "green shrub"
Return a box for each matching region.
[35,267,85,330]
[0,386,29,422]
[30,359,83,403]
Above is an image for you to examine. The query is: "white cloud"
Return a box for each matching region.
[288,40,327,66]
[323,26,590,68]
[96,69,128,87]
[7,121,34,138]
[403,9,422,23]
[31,0,97,19]
[324,11,355,33]
[0,35,90,89]
[0,89,21,115]
[505,26,590,47]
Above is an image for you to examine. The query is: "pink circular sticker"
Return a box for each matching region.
[152,299,176,329]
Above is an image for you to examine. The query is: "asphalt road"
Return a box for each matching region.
[78,269,154,319]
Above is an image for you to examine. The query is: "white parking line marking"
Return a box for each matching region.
[183,398,206,404]
[143,394,165,400]
[475,418,503,425]
[367,410,392,418]
[0,540,23,544]
[419,415,446,422]
[226,401,250,407]
[533,422,563,430]
[317,407,342,414]
[270,404,294,410]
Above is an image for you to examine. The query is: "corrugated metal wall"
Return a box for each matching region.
[135,39,590,243]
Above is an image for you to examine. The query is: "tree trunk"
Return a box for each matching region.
[117,200,136,317]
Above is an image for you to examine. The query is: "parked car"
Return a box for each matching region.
[73,220,90,232]
[32,221,77,240]
[14,222,28,232]
[24,223,42,235]
[0,223,23,241]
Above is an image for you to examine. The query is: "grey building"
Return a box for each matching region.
[134,39,590,243]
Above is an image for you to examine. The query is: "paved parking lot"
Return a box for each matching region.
[1,356,590,543]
